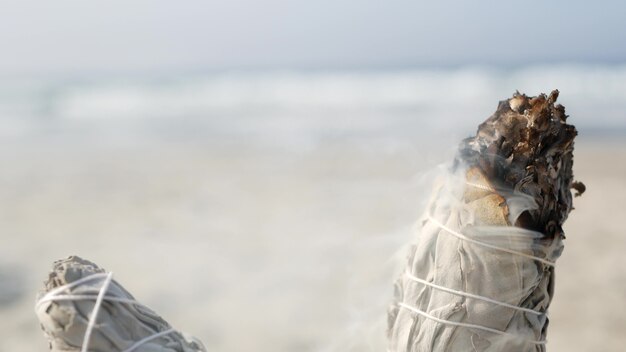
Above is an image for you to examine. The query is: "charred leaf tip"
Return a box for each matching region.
[571,181,586,197]
[548,89,559,102]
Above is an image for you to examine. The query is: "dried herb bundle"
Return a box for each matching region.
[35,256,206,352]
[388,91,584,351]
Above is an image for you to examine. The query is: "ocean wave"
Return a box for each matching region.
[1,64,625,143]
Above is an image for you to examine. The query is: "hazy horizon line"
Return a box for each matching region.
[2,59,626,81]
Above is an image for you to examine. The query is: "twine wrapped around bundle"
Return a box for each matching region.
[388,90,584,351]
[35,256,206,352]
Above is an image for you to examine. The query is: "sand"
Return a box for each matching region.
[0,139,624,351]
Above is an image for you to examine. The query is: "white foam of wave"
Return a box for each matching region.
[41,65,626,122]
[50,71,495,120]
[1,64,625,145]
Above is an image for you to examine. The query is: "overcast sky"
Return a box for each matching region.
[1,0,624,75]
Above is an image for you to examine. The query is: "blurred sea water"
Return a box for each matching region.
[2,64,626,148]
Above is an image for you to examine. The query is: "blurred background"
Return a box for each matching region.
[1,1,625,351]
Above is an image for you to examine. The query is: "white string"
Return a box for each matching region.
[38,294,137,305]
[82,272,113,352]
[403,271,544,316]
[36,273,178,352]
[36,273,112,310]
[394,179,550,346]
[426,215,555,267]
[397,302,546,345]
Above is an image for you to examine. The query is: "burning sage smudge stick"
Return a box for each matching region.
[388,90,585,351]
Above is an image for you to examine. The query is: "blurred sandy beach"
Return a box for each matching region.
[1,138,625,352]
